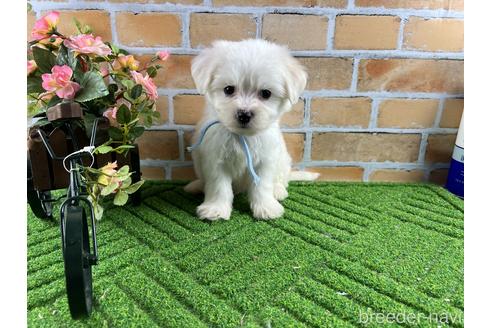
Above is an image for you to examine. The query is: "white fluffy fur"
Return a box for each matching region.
[185,39,319,220]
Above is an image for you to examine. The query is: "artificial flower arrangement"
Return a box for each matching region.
[27,11,170,219]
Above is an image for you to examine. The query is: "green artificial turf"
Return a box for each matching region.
[27,181,464,327]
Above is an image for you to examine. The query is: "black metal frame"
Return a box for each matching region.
[31,118,104,318]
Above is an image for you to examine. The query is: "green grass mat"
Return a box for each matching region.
[27,181,464,327]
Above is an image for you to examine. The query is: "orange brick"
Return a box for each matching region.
[425,134,456,163]
[355,0,463,11]
[262,14,328,50]
[377,99,439,128]
[312,133,421,162]
[311,97,371,127]
[154,96,169,125]
[141,166,165,180]
[27,11,36,41]
[136,55,195,89]
[440,99,464,128]
[309,167,364,181]
[116,12,181,47]
[137,130,179,160]
[281,101,305,127]
[214,0,347,7]
[172,166,197,180]
[429,168,449,185]
[174,95,205,125]
[369,169,425,182]
[299,57,353,90]
[403,17,463,52]
[110,0,201,3]
[190,14,256,48]
[358,59,464,93]
[283,133,305,163]
[334,15,400,50]
[54,10,112,42]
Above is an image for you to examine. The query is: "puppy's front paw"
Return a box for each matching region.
[273,183,288,201]
[197,202,231,221]
[251,198,284,220]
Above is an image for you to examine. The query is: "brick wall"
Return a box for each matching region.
[28,0,464,184]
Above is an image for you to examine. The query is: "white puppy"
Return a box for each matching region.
[184,39,318,220]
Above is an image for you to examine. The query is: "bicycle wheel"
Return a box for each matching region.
[27,155,53,219]
[62,205,93,319]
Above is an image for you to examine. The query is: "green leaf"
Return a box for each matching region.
[56,44,77,70]
[124,180,145,194]
[75,71,109,102]
[113,190,129,206]
[130,84,143,99]
[146,66,157,78]
[94,204,104,221]
[152,110,161,119]
[121,177,132,189]
[46,95,61,109]
[121,79,134,90]
[108,127,123,140]
[32,47,56,73]
[27,77,44,94]
[131,126,145,139]
[116,104,131,124]
[118,165,130,175]
[114,145,135,152]
[95,145,113,154]
[101,182,119,196]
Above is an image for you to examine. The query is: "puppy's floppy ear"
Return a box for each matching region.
[283,57,307,106]
[191,41,227,94]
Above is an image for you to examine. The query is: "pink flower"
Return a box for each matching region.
[27,60,37,75]
[130,71,158,100]
[31,11,60,41]
[103,99,131,127]
[99,65,109,77]
[156,51,170,61]
[64,34,112,57]
[98,161,119,186]
[113,55,139,71]
[41,65,80,99]
[103,107,119,127]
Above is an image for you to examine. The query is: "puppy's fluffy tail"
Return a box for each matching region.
[289,170,320,181]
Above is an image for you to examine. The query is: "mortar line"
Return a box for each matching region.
[417,132,429,163]
[111,46,464,60]
[303,98,313,164]
[29,2,465,19]
[255,12,263,39]
[146,123,459,134]
[349,58,359,92]
[397,16,407,50]
[109,10,119,46]
[182,12,191,49]
[326,14,336,50]
[368,98,380,129]
[155,88,464,100]
[177,129,185,162]
[433,98,446,128]
[347,0,356,9]
[165,163,172,180]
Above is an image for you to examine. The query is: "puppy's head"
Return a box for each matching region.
[191,39,307,136]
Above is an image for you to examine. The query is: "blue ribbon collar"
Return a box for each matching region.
[186,120,260,185]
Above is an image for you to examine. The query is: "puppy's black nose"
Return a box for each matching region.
[236,110,253,126]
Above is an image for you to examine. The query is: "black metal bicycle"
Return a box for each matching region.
[28,115,102,318]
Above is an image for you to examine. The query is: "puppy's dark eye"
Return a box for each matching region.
[260,89,271,100]
[224,86,235,96]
